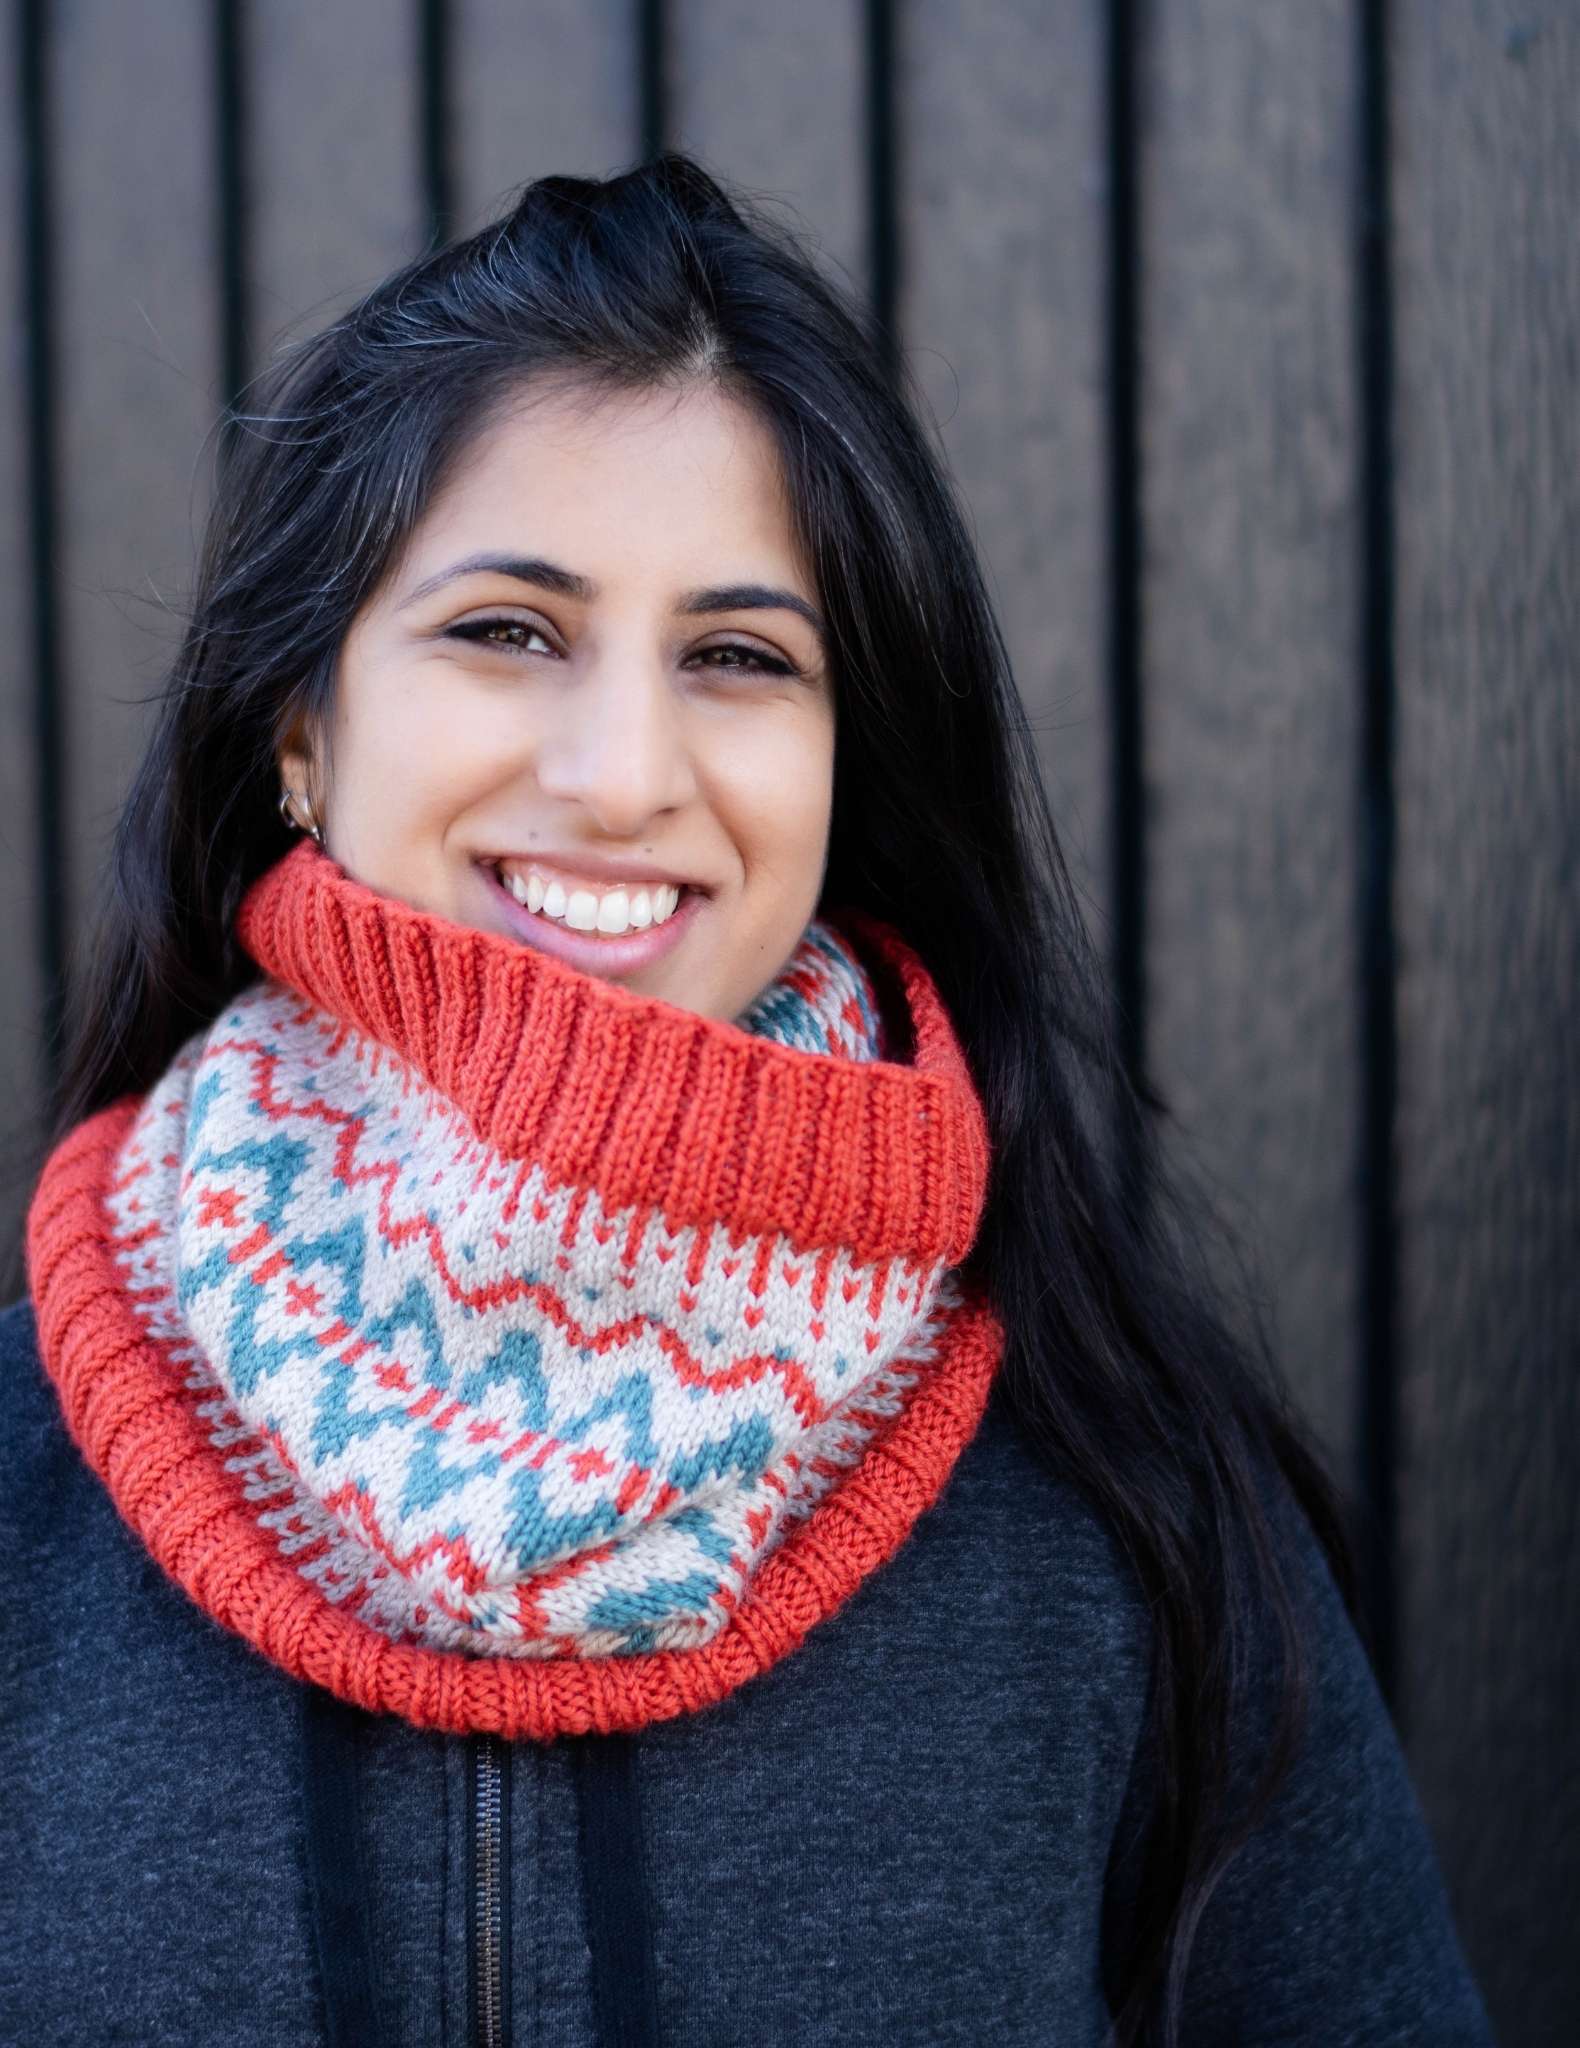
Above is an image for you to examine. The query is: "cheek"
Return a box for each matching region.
[705,708,835,878]
[335,672,516,824]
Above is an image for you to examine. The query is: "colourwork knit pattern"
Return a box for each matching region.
[735,919,889,1059]
[27,841,1003,1735]
[107,920,930,1659]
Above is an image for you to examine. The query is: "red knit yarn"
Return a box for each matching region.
[26,841,1004,1738]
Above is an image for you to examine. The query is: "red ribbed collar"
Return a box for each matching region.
[235,839,991,1266]
[25,841,1004,1738]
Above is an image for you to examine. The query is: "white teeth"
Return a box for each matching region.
[495,865,686,936]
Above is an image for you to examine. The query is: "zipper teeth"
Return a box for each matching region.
[476,1736,505,2048]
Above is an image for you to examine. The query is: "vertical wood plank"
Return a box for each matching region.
[51,0,218,945]
[669,0,866,294]
[0,11,43,1296]
[1138,2,1361,1466]
[247,1,421,358]
[453,1,637,234]
[898,0,1109,934]
[1391,8,1580,2041]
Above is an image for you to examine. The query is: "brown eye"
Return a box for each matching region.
[446,618,556,656]
[688,642,797,678]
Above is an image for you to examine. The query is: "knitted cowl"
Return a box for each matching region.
[25,840,1004,1739]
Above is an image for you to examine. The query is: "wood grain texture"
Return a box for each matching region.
[1139,1,1361,1468]
[0,16,43,1298]
[453,0,637,235]
[52,0,217,947]
[897,0,1109,937]
[1391,7,1580,2041]
[246,0,421,363]
[670,0,867,295]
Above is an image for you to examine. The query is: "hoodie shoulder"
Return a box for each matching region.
[0,1294,74,1509]
[1099,1454,1496,2044]
[0,1293,55,1466]
[0,1293,121,1569]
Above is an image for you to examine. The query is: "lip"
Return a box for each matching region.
[476,858,704,976]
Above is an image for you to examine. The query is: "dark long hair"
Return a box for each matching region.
[28,153,1357,2045]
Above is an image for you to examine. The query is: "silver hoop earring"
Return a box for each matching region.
[278,785,323,846]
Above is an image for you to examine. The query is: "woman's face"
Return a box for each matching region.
[278,378,836,1024]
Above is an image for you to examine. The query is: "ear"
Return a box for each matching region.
[276,716,318,817]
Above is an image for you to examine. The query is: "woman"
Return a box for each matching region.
[3,155,1491,2047]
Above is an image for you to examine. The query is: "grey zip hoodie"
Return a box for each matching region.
[0,1294,1495,2046]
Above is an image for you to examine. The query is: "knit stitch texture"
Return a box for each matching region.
[26,841,1003,1738]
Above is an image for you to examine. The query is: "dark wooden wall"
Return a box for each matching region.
[3,5,1574,2039]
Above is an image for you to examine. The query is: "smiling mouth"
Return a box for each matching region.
[483,859,697,940]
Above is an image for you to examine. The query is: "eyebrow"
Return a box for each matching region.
[398,551,827,645]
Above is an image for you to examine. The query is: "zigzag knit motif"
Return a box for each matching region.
[26,841,1004,1737]
[110,916,916,1659]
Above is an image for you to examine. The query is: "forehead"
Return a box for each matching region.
[403,379,808,592]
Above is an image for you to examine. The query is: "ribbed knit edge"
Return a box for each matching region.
[233,840,990,1267]
[26,1106,1004,1740]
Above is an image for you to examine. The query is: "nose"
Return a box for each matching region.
[530,645,698,835]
